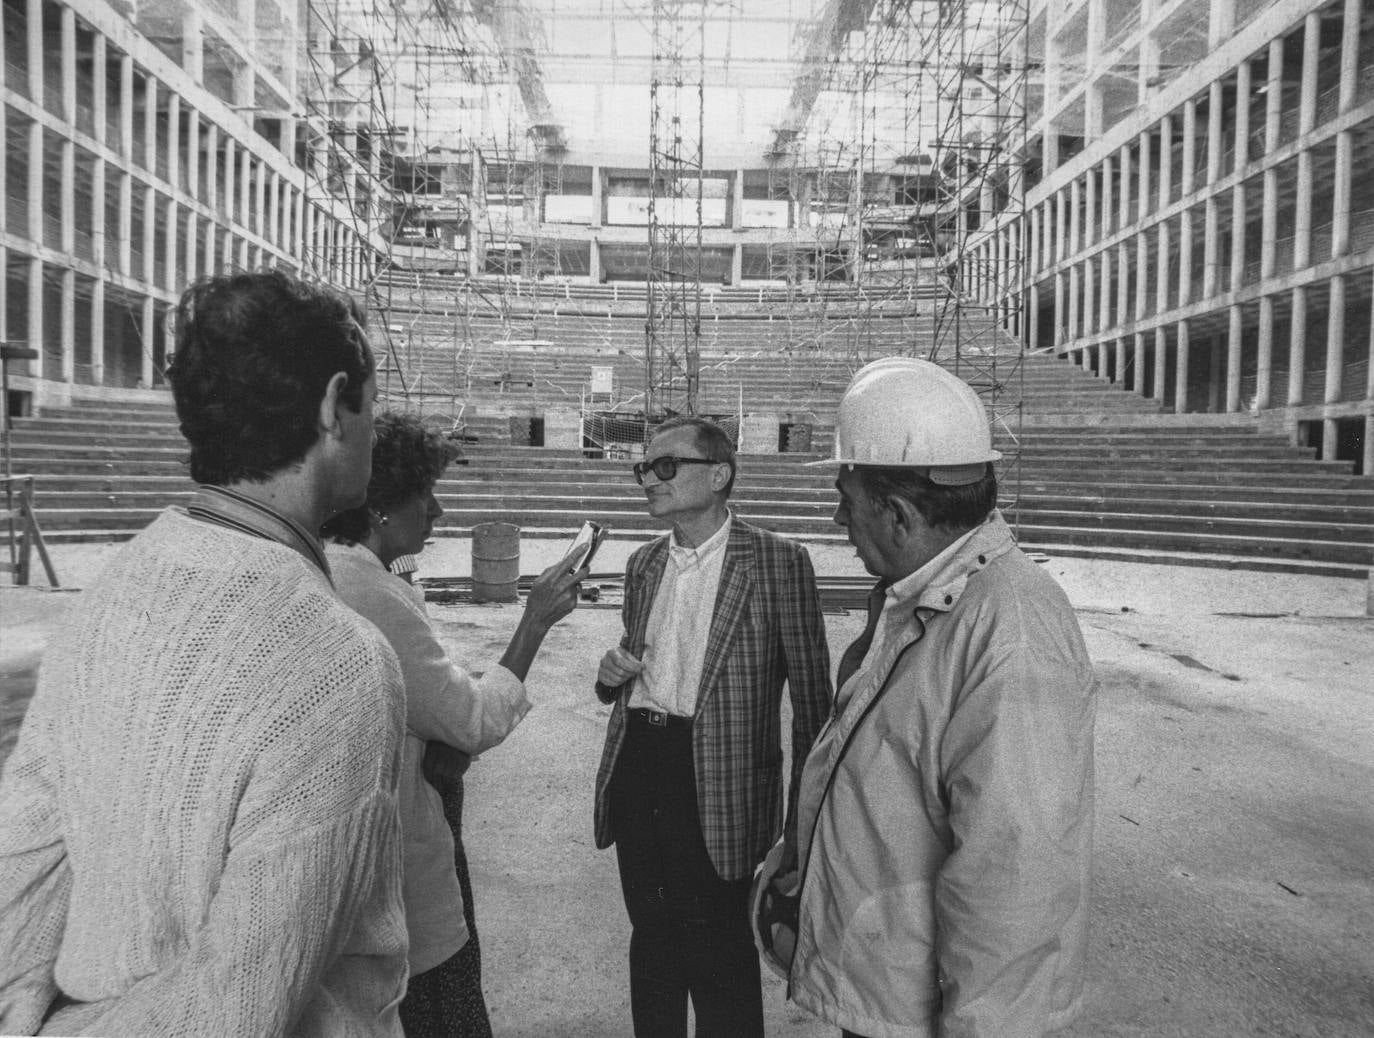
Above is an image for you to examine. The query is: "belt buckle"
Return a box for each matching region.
[647,709,668,727]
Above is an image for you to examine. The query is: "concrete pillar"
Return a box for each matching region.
[1257,295,1275,409]
[1366,268,1374,478]
[120,56,133,158]
[1226,304,1243,411]
[1057,189,1069,262]
[1230,182,1246,292]
[1083,256,1096,336]
[1156,219,1171,313]
[184,211,197,284]
[1294,150,1313,269]
[28,257,43,380]
[203,124,218,215]
[253,158,267,240]
[166,93,180,191]
[182,7,204,81]
[590,164,602,228]
[185,110,200,203]
[1181,99,1197,196]
[1179,206,1193,305]
[1085,170,1097,249]
[1154,325,1168,401]
[1288,285,1307,405]
[1117,241,1131,328]
[1233,60,1250,175]
[1100,250,1112,330]
[27,121,42,243]
[91,153,106,271]
[240,148,252,236]
[60,270,74,382]
[1054,272,1066,346]
[1332,131,1352,259]
[1266,38,1284,150]
[59,6,76,121]
[144,77,157,174]
[1175,319,1190,413]
[1118,143,1133,230]
[1300,12,1320,136]
[1135,228,1149,319]
[1028,283,1040,350]
[24,0,43,102]
[143,184,156,282]
[1101,154,1114,234]
[1261,163,1278,279]
[1158,115,1172,207]
[1137,130,1148,222]
[1208,0,1234,48]
[1203,196,1219,297]
[60,137,74,254]
[1069,178,1081,255]
[1339,0,1361,113]
[730,243,742,286]
[1206,81,1223,185]
[588,238,601,283]
[1115,336,1127,386]
[118,169,132,274]
[140,296,155,386]
[1133,332,1146,394]
[1324,275,1346,436]
[1069,264,1080,341]
[90,277,105,385]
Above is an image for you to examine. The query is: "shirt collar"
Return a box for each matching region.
[187,484,332,582]
[668,512,732,568]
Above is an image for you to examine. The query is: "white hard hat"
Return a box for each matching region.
[816,356,1001,484]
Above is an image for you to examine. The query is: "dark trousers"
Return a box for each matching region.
[609,711,765,1038]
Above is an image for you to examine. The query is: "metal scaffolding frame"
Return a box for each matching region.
[644,0,708,419]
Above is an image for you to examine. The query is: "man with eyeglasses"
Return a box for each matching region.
[592,416,833,1037]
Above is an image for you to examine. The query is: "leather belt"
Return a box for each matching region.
[627,706,693,729]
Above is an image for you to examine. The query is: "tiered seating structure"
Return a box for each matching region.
[5,274,1373,578]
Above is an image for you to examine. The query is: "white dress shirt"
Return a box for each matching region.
[628,516,732,718]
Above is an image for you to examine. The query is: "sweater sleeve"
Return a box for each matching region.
[48,646,408,1038]
[0,686,74,1035]
[354,574,530,754]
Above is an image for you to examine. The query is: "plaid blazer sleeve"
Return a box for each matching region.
[778,542,832,850]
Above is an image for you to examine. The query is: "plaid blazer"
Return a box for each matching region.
[593,517,833,881]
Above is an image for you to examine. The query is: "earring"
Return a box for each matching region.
[374,509,389,526]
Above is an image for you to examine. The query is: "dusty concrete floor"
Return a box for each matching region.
[2,537,1372,1037]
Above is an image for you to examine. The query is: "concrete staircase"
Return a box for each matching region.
[5,348,1373,578]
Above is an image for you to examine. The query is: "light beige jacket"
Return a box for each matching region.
[790,512,1096,1038]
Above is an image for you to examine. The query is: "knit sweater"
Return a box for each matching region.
[0,509,409,1037]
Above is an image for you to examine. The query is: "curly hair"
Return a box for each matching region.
[322,412,460,544]
[854,463,998,533]
[166,270,373,485]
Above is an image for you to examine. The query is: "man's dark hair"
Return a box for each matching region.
[167,270,374,485]
[854,463,997,532]
[652,416,737,497]
[322,412,458,544]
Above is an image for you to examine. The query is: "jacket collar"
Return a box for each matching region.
[882,510,1015,622]
[186,484,332,583]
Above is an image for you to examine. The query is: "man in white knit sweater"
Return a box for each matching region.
[0,270,410,1036]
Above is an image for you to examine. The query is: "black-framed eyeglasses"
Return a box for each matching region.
[632,455,717,485]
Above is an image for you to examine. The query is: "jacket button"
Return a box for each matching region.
[944,594,953,605]
[978,555,987,565]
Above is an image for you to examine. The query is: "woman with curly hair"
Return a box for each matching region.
[323,411,586,1036]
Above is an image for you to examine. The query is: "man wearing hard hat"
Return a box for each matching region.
[753,357,1096,1037]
